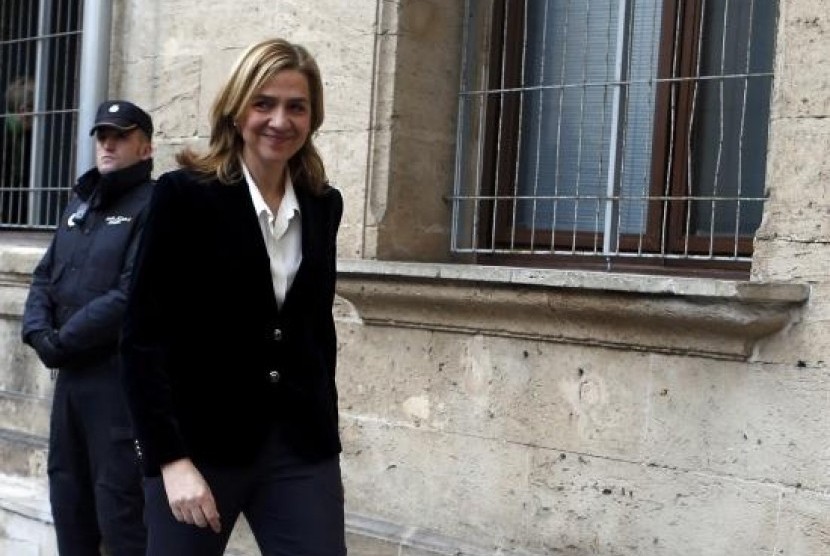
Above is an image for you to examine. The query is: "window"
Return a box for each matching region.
[1,0,82,230]
[452,0,778,275]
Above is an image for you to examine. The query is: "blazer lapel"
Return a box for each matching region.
[221,175,323,317]
[282,183,321,312]
[221,178,280,315]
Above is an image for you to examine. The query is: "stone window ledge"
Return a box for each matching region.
[1,246,811,360]
[336,260,810,361]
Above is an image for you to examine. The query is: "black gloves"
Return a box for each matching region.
[29,329,67,369]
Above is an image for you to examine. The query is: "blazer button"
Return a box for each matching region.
[273,328,283,341]
[268,369,281,383]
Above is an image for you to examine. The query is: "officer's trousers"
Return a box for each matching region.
[48,362,146,556]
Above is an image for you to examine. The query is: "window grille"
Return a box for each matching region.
[452,0,777,274]
[1,0,82,230]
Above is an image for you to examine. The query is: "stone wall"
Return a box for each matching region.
[0,1,828,555]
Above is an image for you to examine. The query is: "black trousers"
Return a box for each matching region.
[143,425,346,556]
[48,363,146,556]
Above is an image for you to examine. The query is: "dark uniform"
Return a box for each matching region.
[21,155,153,556]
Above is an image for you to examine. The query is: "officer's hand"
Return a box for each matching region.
[160,457,222,533]
[30,329,65,369]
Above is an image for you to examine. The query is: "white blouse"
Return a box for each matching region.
[241,161,302,309]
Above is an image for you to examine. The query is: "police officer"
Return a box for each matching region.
[21,100,153,556]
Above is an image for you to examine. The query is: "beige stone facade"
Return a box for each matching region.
[0,1,828,555]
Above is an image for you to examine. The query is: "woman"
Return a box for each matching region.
[121,38,345,555]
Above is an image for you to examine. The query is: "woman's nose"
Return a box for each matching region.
[268,107,288,128]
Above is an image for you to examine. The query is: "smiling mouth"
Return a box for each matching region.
[263,133,294,141]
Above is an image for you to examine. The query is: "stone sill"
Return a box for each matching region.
[336,260,810,361]
[1,246,811,360]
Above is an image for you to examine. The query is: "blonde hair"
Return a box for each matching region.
[176,38,327,194]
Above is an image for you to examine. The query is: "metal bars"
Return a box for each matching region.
[452,0,777,269]
[1,0,82,229]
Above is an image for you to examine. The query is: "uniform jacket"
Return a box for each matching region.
[120,168,343,477]
[22,159,154,370]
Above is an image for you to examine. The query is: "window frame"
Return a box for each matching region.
[0,0,83,231]
[456,0,776,277]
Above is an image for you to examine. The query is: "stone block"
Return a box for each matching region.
[773,488,830,556]
[751,240,830,363]
[0,431,47,478]
[150,0,278,56]
[341,416,532,551]
[759,117,830,242]
[0,316,55,399]
[150,137,208,176]
[0,474,54,554]
[0,285,25,322]
[267,2,377,47]
[755,316,830,369]
[340,404,796,555]
[338,319,829,491]
[640,355,830,490]
[195,47,245,138]
[316,129,370,260]
[376,134,455,261]
[150,55,202,139]
[752,238,830,283]
[108,56,157,116]
[0,393,50,439]
[773,0,830,118]
[322,54,375,133]
[345,532,399,556]
[0,246,41,281]
[111,0,166,62]
[526,450,784,555]
[751,264,830,352]
[366,1,461,264]
[0,539,38,556]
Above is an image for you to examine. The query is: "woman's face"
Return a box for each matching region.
[238,69,312,173]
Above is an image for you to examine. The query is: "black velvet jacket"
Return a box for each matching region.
[120,168,343,476]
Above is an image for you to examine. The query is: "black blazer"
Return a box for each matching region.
[121,168,343,476]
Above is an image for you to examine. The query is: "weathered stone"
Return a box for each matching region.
[759,117,830,242]
[316,129,371,260]
[526,450,785,555]
[773,489,830,555]
[773,0,830,117]
[340,415,531,549]
[641,355,830,490]
[752,239,830,283]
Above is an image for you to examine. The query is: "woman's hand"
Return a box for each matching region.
[160,457,222,533]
